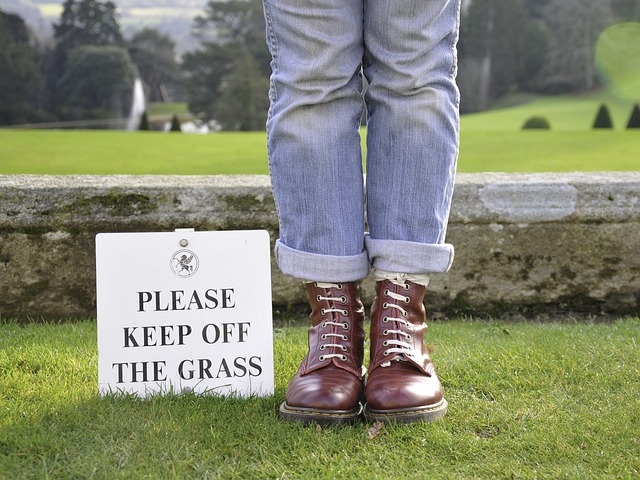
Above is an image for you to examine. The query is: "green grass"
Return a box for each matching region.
[1,318,639,479]
[459,91,640,172]
[147,102,191,117]
[458,130,640,172]
[0,130,268,175]
[1,92,639,175]
[463,90,637,132]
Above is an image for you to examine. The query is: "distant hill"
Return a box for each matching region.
[0,0,209,54]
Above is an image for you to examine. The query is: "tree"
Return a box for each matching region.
[56,45,136,119]
[593,104,614,129]
[1,8,30,42]
[522,0,552,19]
[458,0,538,111]
[182,0,271,130]
[54,0,123,55]
[626,104,640,129]
[128,28,180,103]
[611,0,640,21]
[182,43,238,120]
[169,114,182,132]
[213,51,270,131]
[0,10,41,125]
[522,116,551,130]
[536,0,613,92]
[138,110,150,130]
[192,0,270,72]
[46,0,125,115]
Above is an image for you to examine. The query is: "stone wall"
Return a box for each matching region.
[1,173,638,319]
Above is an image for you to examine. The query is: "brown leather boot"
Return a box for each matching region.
[364,278,447,424]
[279,281,365,425]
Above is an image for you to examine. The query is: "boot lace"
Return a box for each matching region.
[380,280,414,367]
[315,282,349,362]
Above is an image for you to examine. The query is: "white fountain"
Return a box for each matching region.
[126,78,146,131]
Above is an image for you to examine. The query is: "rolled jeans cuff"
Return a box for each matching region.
[275,239,370,282]
[365,236,455,274]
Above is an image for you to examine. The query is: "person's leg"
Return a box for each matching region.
[362,0,461,423]
[263,0,368,424]
[263,0,369,283]
[363,0,460,274]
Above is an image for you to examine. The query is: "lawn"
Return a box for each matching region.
[462,90,638,132]
[0,130,267,175]
[1,92,638,175]
[1,317,638,478]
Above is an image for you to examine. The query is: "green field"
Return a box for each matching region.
[1,92,638,174]
[0,130,267,175]
[462,90,636,131]
[1,318,638,478]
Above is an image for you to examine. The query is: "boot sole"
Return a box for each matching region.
[363,398,448,424]
[279,402,363,426]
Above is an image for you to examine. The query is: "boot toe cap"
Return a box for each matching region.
[285,367,363,411]
[365,363,443,411]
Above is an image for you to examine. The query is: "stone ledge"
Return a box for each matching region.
[0,173,638,318]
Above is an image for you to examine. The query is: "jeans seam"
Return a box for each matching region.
[262,0,279,108]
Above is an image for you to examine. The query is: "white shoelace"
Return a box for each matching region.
[381,284,414,367]
[309,282,349,362]
[318,321,349,361]
[313,282,348,317]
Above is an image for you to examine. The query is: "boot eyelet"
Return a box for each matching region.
[382,302,388,309]
[383,289,390,296]
[321,308,326,315]
[342,335,348,341]
[406,334,412,340]
[382,340,388,346]
[319,355,326,361]
[316,295,322,301]
[403,284,410,291]
[383,329,389,335]
[320,345,326,350]
[342,322,348,329]
[383,350,389,356]
[403,312,409,318]
[321,322,327,328]
[321,334,327,340]
[382,316,389,323]
[336,283,343,290]
[340,355,347,361]
[341,345,348,351]
[340,296,347,303]
[341,310,349,316]
[404,297,410,304]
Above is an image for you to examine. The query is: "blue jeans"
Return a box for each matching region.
[263,0,461,282]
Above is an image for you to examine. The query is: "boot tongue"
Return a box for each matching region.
[381,354,409,367]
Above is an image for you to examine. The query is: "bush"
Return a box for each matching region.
[169,114,182,132]
[593,104,613,129]
[626,104,640,129]
[138,111,149,131]
[522,116,551,130]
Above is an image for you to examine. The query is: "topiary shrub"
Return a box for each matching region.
[522,116,551,130]
[138,111,149,131]
[626,104,640,129]
[169,114,182,132]
[593,104,614,129]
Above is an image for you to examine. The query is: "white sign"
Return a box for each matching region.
[96,229,274,398]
